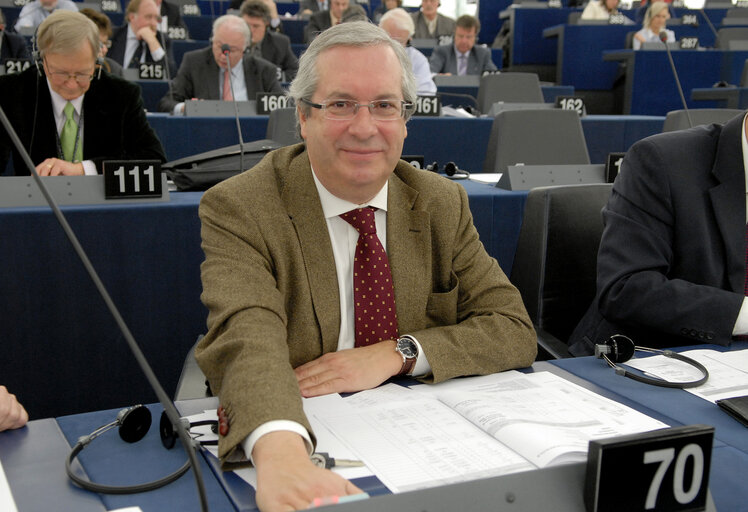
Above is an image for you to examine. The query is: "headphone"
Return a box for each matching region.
[595,334,709,389]
[66,405,217,494]
[425,161,470,179]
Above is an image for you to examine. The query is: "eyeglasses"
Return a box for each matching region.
[212,41,245,55]
[300,98,414,121]
[44,60,95,84]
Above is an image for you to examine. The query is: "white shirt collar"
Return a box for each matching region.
[46,79,84,119]
[741,112,748,208]
[311,166,388,219]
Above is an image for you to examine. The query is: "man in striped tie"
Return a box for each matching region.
[0,11,165,176]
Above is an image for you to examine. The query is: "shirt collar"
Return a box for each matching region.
[311,166,388,218]
[741,112,748,198]
[46,79,85,118]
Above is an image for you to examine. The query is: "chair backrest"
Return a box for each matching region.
[567,11,583,24]
[266,108,302,146]
[476,72,544,113]
[716,27,748,49]
[510,183,613,344]
[741,59,748,86]
[662,108,744,132]
[724,7,748,17]
[482,109,590,173]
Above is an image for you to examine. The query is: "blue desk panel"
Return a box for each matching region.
[147,114,665,171]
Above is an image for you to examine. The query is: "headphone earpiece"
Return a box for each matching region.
[444,161,470,179]
[594,333,635,364]
[117,404,152,443]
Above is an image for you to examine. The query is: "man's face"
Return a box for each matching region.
[299,44,408,205]
[381,19,409,47]
[212,22,247,69]
[243,15,266,44]
[43,41,96,101]
[330,0,349,19]
[129,0,160,34]
[421,0,438,18]
[40,0,58,11]
[454,25,476,54]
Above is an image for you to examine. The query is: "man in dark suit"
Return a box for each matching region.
[158,14,282,113]
[429,15,497,76]
[108,0,177,77]
[195,21,535,511]
[411,0,455,43]
[304,0,347,42]
[0,11,30,61]
[570,112,748,355]
[0,11,165,176]
[240,0,298,81]
[299,0,327,15]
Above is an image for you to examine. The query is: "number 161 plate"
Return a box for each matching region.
[104,160,163,199]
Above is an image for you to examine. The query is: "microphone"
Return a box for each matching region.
[698,8,718,44]
[0,106,210,511]
[660,30,693,129]
[223,44,245,175]
[157,30,174,103]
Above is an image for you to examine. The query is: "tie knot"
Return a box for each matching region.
[64,102,75,121]
[340,207,377,235]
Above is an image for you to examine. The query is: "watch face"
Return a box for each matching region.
[397,338,417,358]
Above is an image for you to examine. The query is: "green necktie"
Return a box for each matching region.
[61,102,82,162]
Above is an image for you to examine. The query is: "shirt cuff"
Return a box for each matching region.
[174,102,185,115]
[733,296,748,335]
[241,420,314,466]
[151,47,166,63]
[82,160,97,176]
[409,336,432,377]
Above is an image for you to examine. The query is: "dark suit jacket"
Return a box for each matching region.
[411,11,456,41]
[0,67,166,175]
[1,30,30,61]
[160,0,189,38]
[108,25,177,77]
[299,0,325,12]
[158,46,283,112]
[429,44,498,75]
[570,112,747,355]
[256,30,298,81]
[195,144,537,464]
[304,9,332,43]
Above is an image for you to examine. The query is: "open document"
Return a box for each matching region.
[625,348,748,403]
[312,371,668,494]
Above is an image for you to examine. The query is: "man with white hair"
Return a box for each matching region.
[380,7,436,96]
[14,0,78,32]
[158,14,282,113]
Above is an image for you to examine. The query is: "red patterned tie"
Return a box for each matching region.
[222,68,232,101]
[340,207,399,347]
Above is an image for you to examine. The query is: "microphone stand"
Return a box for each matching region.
[660,31,693,128]
[223,45,245,174]
[0,105,210,512]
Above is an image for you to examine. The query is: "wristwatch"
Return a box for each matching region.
[395,335,418,376]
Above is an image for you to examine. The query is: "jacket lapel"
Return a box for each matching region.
[281,153,341,354]
[708,114,747,293]
[387,167,431,331]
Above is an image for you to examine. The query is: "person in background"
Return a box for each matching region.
[633,1,674,49]
[240,0,298,81]
[373,0,401,23]
[154,0,190,39]
[0,11,30,61]
[14,0,77,32]
[0,386,27,432]
[411,0,455,43]
[79,8,124,77]
[304,0,350,42]
[429,15,497,76]
[158,14,282,113]
[299,0,327,16]
[581,0,631,22]
[380,7,436,95]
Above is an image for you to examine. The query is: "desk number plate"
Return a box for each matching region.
[556,95,586,116]
[257,93,293,115]
[414,96,441,117]
[138,62,165,80]
[585,424,713,512]
[104,160,163,199]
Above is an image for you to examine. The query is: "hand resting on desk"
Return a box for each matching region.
[253,431,362,512]
[0,385,28,432]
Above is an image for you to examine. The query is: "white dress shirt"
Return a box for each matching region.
[406,45,437,96]
[123,25,166,67]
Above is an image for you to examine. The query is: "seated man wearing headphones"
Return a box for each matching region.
[0,10,166,176]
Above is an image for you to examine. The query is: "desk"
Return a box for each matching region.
[0,183,527,420]
[551,341,748,512]
[605,49,748,115]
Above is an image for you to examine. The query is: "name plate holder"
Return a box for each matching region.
[496,164,605,190]
[184,100,257,117]
[0,175,170,208]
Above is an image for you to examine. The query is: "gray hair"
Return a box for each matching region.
[379,7,414,37]
[288,21,417,130]
[37,10,100,59]
[212,14,251,48]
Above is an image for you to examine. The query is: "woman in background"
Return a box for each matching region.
[633,1,674,49]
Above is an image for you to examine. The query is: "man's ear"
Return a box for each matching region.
[298,104,308,140]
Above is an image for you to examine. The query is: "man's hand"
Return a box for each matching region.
[295,340,402,398]
[254,431,362,512]
[0,386,28,432]
[137,26,163,53]
[36,158,84,176]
